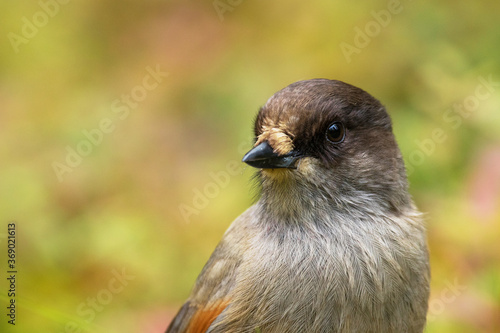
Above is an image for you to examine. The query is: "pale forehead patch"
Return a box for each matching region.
[255,124,294,156]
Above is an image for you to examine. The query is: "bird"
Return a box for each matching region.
[166,79,430,333]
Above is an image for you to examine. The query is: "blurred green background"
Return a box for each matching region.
[1,0,499,332]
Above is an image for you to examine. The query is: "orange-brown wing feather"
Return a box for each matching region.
[186,300,229,333]
[166,299,230,333]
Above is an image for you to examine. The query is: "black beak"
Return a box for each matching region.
[242,141,301,169]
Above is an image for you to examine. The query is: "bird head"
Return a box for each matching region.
[243,79,411,216]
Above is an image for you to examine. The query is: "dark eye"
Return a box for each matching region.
[326,122,345,143]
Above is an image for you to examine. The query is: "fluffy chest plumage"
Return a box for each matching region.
[209,209,429,333]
